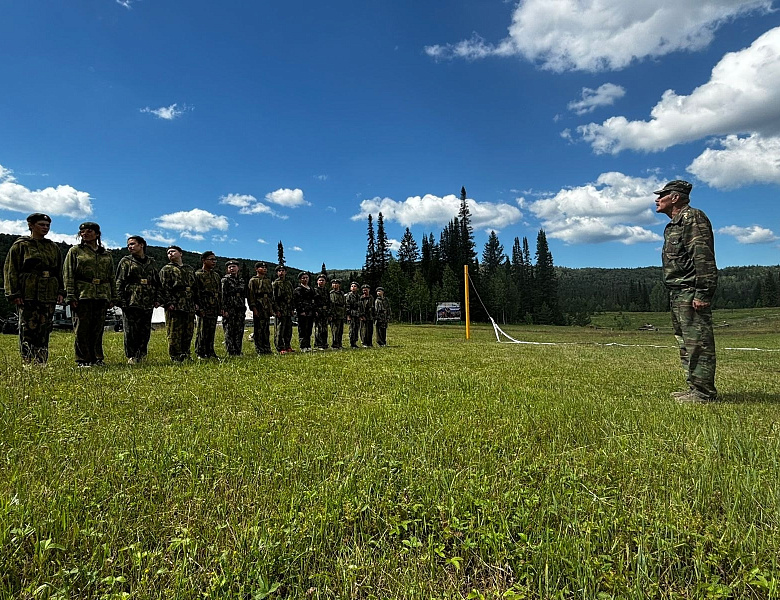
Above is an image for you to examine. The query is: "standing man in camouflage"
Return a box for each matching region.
[159,245,197,362]
[247,261,274,355]
[221,260,247,357]
[293,272,315,352]
[655,180,718,403]
[345,281,361,349]
[374,286,390,347]
[193,251,223,360]
[329,279,346,350]
[313,273,331,350]
[116,235,160,364]
[359,284,375,348]
[272,264,295,354]
[3,213,64,365]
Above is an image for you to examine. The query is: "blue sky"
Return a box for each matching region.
[1,0,779,271]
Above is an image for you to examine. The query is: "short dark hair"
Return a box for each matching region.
[127,235,147,250]
[167,245,183,253]
[201,251,216,262]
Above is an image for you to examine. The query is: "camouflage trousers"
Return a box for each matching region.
[360,318,374,347]
[274,316,293,352]
[253,317,272,355]
[314,316,329,349]
[195,314,219,358]
[330,319,344,349]
[165,309,195,361]
[223,310,245,356]
[670,289,717,400]
[17,301,56,364]
[297,315,313,350]
[122,307,153,361]
[376,321,388,347]
[73,299,108,365]
[348,317,359,348]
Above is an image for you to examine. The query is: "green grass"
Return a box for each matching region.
[1,313,780,599]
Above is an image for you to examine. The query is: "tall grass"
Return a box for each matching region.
[1,311,779,599]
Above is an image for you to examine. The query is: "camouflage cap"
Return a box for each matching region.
[376,286,384,292]
[361,284,370,290]
[225,259,240,267]
[350,281,359,287]
[79,221,101,234]
[254,261,267,269]
[27,213,51,224]
[316,273,326,281]
[332,278,341,284]
[276,264,287,272]
[298,271,309,280]
[654,180,692,196]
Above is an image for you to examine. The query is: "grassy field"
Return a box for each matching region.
[1,310,780,599]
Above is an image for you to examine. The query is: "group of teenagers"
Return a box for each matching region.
[2,213,391,367]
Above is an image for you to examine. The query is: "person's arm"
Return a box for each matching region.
[686,212,718,307]
[3,242,22,304]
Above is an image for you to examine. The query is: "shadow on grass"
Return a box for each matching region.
[719,391,780,404]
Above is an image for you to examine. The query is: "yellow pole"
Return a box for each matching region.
[464,264,470,339]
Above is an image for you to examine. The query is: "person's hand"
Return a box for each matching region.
[692,299,710,311]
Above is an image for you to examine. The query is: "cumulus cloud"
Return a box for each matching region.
[526,172,664,244]
[424,0,771,72]
[718,224,778,243]
[0,163,93,218]
[219,193,255,208]
[265,188,309,207]
[140,229,176,245]
[0,218,80,244]
[568,83,626,115]
[257,238,269,244]
[140,103,189,120]
[579,26,780,153]
[351,193,522,229]
[687,134,780,188]
[292,246,303,252]
[153,208,229,243]
[116,0,133,8]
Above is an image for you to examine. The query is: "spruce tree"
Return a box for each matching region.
[534,229,562,324]
[376,212,391,282]
[277,241,285,267]
[398,228,419,276]
[364,214,377,288]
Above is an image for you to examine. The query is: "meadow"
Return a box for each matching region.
[1,309,780,599]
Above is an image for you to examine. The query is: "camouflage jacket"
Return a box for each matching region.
[63,244,118,304]
[374,296,391,323]
[359,294,375,320]
[159,262,197,313]
[247,275,274,318]
[345,291,361,319]
[294,284,316,317]
[273,277,294,316]
[329,289,346,320]
[313,285,331,318]
[194,268,222,316]
[3,236,64,304]
[116,254,160,310]
[221,274,247,314]
[662,205,718,303]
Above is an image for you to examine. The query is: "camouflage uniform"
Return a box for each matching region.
[661,192,718,400]
[221,273,247,356]
[63,244,118,365]
[294,282,316,350]
[329,286,346,349]
[374,293,391,347]
[359,290,375,347]
[116,253,160,362]
[273,276,295,352]
[159,261,197,361]
[194,268,222,359]
[345,289,361,348]
[3,236,64,364]
[248,273,274,355]
[313,283,331,349]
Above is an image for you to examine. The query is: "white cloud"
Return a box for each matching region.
[153,208,229,242]
[314,174,329,181]
[326,206,337,213]
[265,188,309,207]
[351,193,522,229]
[387,238,401,252]
[687,134,780,188]
[219,193,255,208]
[0,218,80,244]
[568,83,626,115]
[140,103,189,120]
[140,229,176,245]
[239,203,286,218]
[425,0,772,72]
[0,163,93,218]
[116,0,133,8]
[292,246,303,252]
[718,224,778,243]
[579,26,780,153]
[527,172,664,244]
[257,238,268,244]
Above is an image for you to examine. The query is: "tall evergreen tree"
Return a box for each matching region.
[277,241,285,267]
[521,236,534,319]
[321,262,328,280]
[376,212,391,281]
[534,229,562,324]
[481,230,505,277]
[398,228,419,276]
[364,214,378,287]
[458,186,477,269]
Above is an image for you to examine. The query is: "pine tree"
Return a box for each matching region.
[398,228,419,276]
[364,214,377,288]
[376,212,391,282]
[534,229,562,324]
[458,187,477,269]
[481,230,505,277]
[321,262,328,280]
[277,241,285,267]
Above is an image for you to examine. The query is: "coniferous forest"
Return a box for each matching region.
[1,189,779,323]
